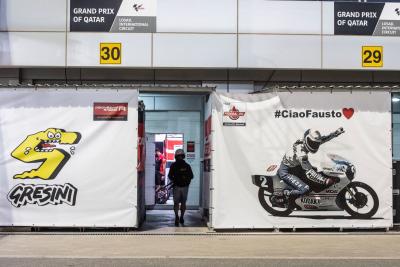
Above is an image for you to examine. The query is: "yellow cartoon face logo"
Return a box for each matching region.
[11,128,81,180]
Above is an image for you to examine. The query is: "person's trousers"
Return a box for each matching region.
[173,186,189,204]
[277,164,310,197]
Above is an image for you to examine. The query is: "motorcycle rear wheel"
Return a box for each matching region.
[341,181,379,219]
[258,188,293,217]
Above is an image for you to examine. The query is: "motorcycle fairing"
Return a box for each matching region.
[252,172,351,211]
[252,175,273,193]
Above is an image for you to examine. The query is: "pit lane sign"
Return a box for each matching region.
[70,0,156,33]
[335,2,400,36]
[362,46,383,68]
[100,43,122,64]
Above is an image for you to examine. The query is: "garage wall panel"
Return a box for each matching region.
[0,32,65,66]
[239,34,321,69]
[157,0,237,33]
[323,36,400,70]
[153,34,237,68]
[239,0,321,34]
[0,0,67,31]
[322,1,335,35]
[67,33,151,67]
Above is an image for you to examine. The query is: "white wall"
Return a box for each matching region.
[0,0,67,31]
[67,33,152,67]
[0,32,65,67]
[0,0,399,70]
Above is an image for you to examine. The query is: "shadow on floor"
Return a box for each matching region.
[140,209,208,233]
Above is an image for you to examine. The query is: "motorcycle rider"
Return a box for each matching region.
[276,127,345,201]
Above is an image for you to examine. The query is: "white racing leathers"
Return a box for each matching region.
[278,130,341,197]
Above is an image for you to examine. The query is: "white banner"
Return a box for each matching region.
[211,91,392,229]
[0,89,138,227]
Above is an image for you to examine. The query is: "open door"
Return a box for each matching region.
[145,133,156,206]
[201,94,213,225]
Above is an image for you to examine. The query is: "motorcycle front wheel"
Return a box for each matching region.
[258,188,293,217]
[341,181,379,219]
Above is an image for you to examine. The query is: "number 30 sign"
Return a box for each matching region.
[362,46,383,68]
[100,43,122,65]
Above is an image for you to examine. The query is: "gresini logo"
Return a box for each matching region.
[223,106,245,120]
[11,128,81,180]
[7,183,77,208]
[274,108,354,120]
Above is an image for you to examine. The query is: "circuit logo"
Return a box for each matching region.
[133,4,144,12]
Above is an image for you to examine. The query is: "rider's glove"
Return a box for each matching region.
[333,127,344,137]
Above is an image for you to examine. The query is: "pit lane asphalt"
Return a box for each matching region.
[0,211,399,266]
[0,233,400,267]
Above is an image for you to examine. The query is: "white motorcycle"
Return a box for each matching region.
[252,154,379,218]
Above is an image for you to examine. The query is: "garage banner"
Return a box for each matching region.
[70,0,157,32]
[211,91,392,229]
[0,89,138,227]
[335,2,400,36]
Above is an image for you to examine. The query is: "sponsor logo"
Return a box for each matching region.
[326,189,339,194]
[395,8,400,16]
[304,204,318,210]
[7,183,77,208]
[267,165,277,172]
[94,102,128,121]
[223,106,245,121]
[11,128,81,180]
[305,170,326,185]
[301,198,321,205]
[274,108,354,120]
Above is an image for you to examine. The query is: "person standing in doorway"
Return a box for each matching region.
[155,148,166,193]
[168,149,193,226]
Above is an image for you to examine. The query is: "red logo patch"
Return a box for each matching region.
[267,165,277,172]
[223,106,245,121]
[342,108,354,119]
[93,103,128,121]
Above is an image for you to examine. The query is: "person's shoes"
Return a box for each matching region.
[179,216,184,225]
[175,217,179,226]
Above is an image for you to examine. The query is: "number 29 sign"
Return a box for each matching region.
[362,46,383,68]
[100,43,122,65]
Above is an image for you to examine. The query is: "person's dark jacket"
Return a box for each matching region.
[168,159,193,187]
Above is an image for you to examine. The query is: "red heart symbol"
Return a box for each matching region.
[342,108,354,119]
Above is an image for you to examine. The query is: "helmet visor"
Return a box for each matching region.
[306,137,321,153]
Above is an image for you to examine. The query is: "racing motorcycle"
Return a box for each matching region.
[252,154,379,218]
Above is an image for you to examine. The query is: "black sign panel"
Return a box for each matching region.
[334,2,385,35]
[70,0,123,32]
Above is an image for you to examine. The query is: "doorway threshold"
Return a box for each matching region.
[140,210,208,233]
[146,205,199,210]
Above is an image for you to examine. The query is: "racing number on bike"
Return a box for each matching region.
[100,43,121,64]
[260,176,269,189]
[362,46,383,68]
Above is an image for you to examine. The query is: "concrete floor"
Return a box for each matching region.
[140,209,208,233]
[1,210,400,266]
[1,232,400,266]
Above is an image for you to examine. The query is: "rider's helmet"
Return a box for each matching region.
[303,129,322,154]
[175,149,185,160]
